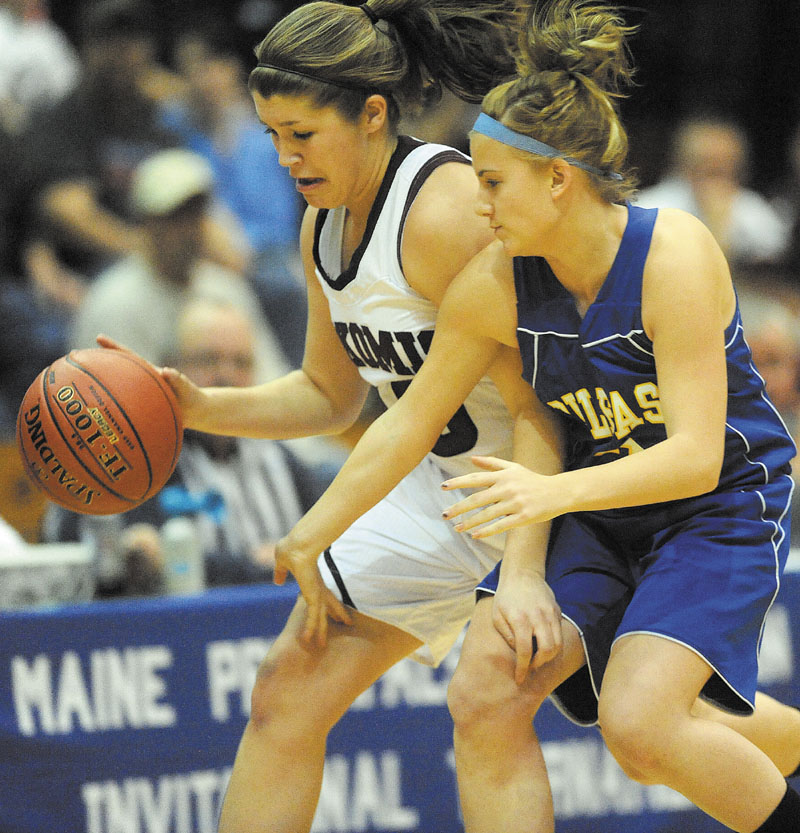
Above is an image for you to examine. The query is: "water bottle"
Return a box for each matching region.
[160,516,205,595]
[84,513,124,595]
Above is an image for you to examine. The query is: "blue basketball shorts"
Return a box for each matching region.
[478,474,794,725]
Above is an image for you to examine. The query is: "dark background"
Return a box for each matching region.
[45,0,800,190]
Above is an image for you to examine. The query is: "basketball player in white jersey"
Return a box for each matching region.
[124,2,525,831]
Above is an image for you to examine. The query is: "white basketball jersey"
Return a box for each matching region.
[313,137,512,477]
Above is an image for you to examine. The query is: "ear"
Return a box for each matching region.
[362,93,389,134]
[549,158,573,198]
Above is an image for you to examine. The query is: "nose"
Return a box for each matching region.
[276,141,301,169]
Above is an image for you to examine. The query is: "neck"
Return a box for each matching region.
[346,134,398,227]
[145,242,194,288]
[544,199,628,311]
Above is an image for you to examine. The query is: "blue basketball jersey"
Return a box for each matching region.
[514,204,795,506]
[487,203,798,721]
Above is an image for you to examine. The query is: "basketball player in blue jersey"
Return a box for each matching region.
[433,2,800,831]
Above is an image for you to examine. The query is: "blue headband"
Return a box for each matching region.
[471,112,623,182]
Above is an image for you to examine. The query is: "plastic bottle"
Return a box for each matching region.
[160,516,205,595]
[84,513,124,595]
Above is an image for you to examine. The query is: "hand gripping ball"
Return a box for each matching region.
[16,348,183,515]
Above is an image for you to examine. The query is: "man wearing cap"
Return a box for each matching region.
[70,147,288,384]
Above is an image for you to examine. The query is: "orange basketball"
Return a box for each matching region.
[16,348,183,515]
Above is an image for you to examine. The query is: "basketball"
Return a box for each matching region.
[16,348,183,515]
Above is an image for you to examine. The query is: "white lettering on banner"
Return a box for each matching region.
[376,659,449,708]
[81,767,232,833]
[543,737,691,818]
[758,604,794,685]
[11,646,176,736]
[206,638,273,721]
[311,751,420,832]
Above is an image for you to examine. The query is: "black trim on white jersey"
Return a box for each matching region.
[324,548,357,609]
[313,136,423,292]
[396,149,469,273]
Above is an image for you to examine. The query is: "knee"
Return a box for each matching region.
[248,648,326,736]
[447,655,548,737]
[248,653,287,728]
[447,662,486,732]
[598,698,666,785]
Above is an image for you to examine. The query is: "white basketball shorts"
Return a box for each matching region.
[318,454,502,666]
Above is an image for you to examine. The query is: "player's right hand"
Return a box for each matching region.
[96,334,205,428]
[274,534,353,647]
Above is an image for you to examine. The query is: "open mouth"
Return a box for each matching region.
[296,177,324,189]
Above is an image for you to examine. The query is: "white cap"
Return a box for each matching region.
[131,149,214,216]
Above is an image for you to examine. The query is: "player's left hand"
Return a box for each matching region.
[442,456,558,538]
[493,572,563,684]
[273,536,352,646]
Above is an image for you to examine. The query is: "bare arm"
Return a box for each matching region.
[493,394,565,683]
[42,181,250,274]
[280,244,515,561]
[159,207,369,440]
[42,181,142,256]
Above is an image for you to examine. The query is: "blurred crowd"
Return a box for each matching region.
[2,0,800,600]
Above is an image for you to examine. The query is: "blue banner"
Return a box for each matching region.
[1,573,797,833]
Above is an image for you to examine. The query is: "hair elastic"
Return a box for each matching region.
[255,62,369,92]
[359,3,380,24]
[471,112,623,181]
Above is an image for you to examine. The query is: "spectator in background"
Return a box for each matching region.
[0,0,78,147]
[0,130,66,437]
[636,116,787,266]
[0,0,80,138]
[17,0,180,304]
[70,147,289,384]
[16,0,247,326]
[0,0,83,430]
[161,22,307,366]
[45,297,334,594]
[771,120,800,275]
[737,286,800,439]
[735,281,800,547]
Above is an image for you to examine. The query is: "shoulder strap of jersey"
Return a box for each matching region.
[312,136,423,291]
[600,204,659,302]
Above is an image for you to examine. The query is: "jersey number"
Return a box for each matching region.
[593,437,645,459]
[391,380,478,457]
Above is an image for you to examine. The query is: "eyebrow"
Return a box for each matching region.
[476,169,501,177]
[258,118,302,129]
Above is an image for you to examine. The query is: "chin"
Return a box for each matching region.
[503,236,541,258]
[303,193,339,211]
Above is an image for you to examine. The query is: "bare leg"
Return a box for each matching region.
[447,596,586,833]
[693,692,800,777]
[599,634,789,833]
[218,597,422,833]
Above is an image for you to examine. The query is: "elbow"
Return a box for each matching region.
[695,468,721,496]
[41,181,85,222]
[325,396,376,438]
[690,453,723,497]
